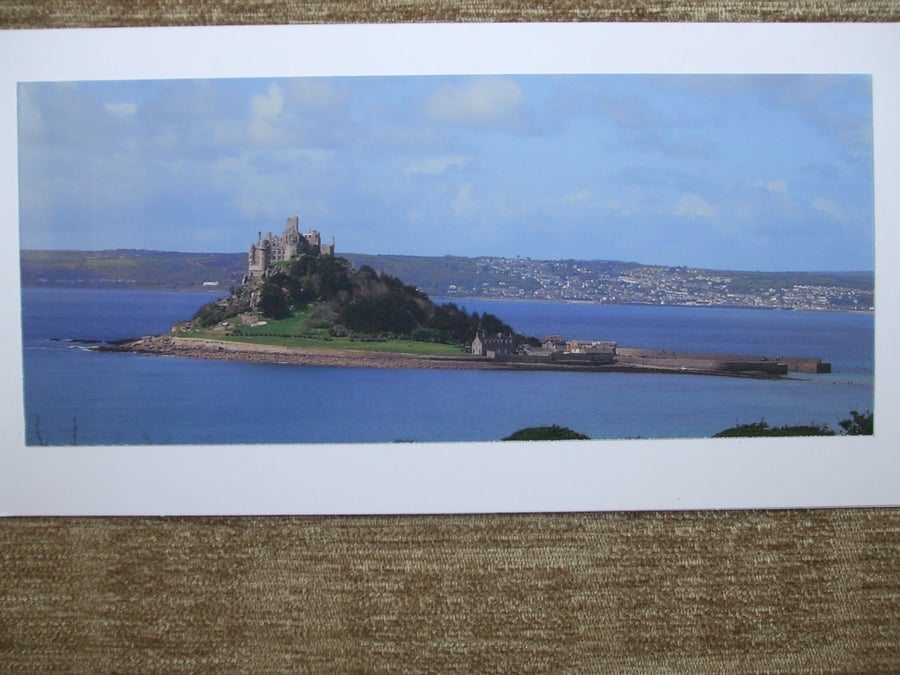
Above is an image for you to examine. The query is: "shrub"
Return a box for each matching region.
[713,420,835,438]
[503,425,590,441]
[838,410,873,435]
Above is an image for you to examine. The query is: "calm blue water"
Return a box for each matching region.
[21,288,874,445]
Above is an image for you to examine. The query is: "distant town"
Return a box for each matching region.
[346,254,874,313]
[21,248,873,313]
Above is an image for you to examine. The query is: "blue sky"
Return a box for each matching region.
[17,74,874,271]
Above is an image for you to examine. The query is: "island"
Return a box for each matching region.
[100,216,830,379]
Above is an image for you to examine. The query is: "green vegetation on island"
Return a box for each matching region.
[186,250,529,354]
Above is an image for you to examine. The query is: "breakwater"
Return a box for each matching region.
[616,348,830,375]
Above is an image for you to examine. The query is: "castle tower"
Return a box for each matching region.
[283,216,301,258]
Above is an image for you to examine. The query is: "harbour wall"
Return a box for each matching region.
[616,348,830,374]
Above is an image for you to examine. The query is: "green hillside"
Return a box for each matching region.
[20,249,246,291]
[188,252,523,350]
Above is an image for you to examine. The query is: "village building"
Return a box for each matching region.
[471,332,515,358]
[532,336,617,357]
[517,334,618,365]
[542,335,567,352]
[564,340,618,356]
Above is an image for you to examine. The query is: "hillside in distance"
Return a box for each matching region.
[20,249,247,291]
[344,253,874,312]
[20,249,874,312]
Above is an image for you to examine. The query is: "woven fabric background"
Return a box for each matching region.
[2,2,898,671]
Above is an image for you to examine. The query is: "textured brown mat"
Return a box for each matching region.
[1,0,899,27]
[3,511,899,672]
[3,1,899,671]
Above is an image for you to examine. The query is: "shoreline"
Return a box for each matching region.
[438,295,873,314]
[23,286,873,315]
[98,335,791,379]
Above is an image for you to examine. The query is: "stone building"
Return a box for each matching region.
[564,340,617,356]
[246,216,335,280]
[520,335,617,365]
[542,335,567,352]
[539,335,616,356]
[471,332,515,358]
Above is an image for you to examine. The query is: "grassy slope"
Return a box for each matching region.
[185,310,467,356]
[206,334,466,356]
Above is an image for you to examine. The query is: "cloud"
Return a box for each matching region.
[451,183,476,216]
[765,179,788,195]
[675,193,715,219]
[403,155,470,177]
[425,77,522,128]
[757,75,873,163]
[601,197,635,217]
[103,101,137,117]
[250,83,285,143]
[283,78,344,109]
[17,85,43,138]
[563,188,594,206]
[208,146,340,224]
[17,74,873,270]
[252,83,284,118]
[746,179,788,196]
[593,91,653,130]
[811,196,856,225]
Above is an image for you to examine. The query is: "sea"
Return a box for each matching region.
[20,288,874,446]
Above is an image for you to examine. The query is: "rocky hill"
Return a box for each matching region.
[190,251,521,348]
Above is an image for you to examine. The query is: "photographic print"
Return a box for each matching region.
[1,23,897,514]
[17,72,875,445]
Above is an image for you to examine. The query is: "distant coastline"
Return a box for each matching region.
[22,283,872,314]
[20,249,874,313]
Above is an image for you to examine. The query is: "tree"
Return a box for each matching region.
[257,280,290,319]
[503,425,590,441]
[479,312,513,335]
[838,410,873,435]
[713,420,835,438]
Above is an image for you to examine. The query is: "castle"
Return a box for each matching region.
[246,216,335,280]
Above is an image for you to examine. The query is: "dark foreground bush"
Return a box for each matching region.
[714,410,874,438]
[713,421,835,438]
[503,425,590,441]
[838,410,873,435]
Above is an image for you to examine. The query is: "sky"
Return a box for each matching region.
[17,74,874,271]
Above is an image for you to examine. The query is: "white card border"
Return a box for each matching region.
[0,23,897,516]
